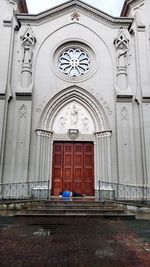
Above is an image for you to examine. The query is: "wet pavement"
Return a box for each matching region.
[0,216,150,267]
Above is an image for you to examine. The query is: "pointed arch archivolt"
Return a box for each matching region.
[39,86,110,133]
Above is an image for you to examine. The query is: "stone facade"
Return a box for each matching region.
[0,0,150,195]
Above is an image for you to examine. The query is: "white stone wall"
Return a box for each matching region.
[1,0,150,190]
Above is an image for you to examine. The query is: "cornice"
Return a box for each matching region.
[16,0,133,27]
[121,0,144,17]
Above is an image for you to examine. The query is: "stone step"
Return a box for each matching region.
[32,205,118,209]
[28,206,123,210]
[24,208,125,214]
[15,199,135,219]
[38,200,116,208]
[16,212,135,219]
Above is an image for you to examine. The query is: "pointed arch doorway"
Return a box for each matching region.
[52,141,94,196]
[35,86,112,197]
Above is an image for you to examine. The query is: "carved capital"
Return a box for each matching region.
[95,130,112,138]
[36,129,53,138]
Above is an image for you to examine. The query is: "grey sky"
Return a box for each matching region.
[26,0,125,16]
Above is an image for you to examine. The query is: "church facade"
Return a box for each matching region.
[0,0,150,196]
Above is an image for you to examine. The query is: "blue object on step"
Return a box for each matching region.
[62,191,70,197]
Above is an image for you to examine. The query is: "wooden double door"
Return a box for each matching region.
[52,142,94,196]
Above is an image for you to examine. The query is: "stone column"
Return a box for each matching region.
[11,26,36,183]
[94,130,112,185]
[35,130,53,184]
[0,3,18,182]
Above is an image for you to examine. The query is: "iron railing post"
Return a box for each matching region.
[47,180,50,200]
[98,180,101,201]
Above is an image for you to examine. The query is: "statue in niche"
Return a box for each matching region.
[71,105,78,127]
[21,26,36,69]
[117,43,128,70]
[22,46,32,68]
[114,29,129,71]
[82,117,89,131]
[114,29,130,92]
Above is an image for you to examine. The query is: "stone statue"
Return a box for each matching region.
[59,116,67,129]
[117,44,128,70]
[71,105,78,127]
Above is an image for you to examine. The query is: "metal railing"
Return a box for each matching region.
[98,180,150,205]
[0,181,50,200]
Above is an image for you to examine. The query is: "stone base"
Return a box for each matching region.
[95,187,115,200]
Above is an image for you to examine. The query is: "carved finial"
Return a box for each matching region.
[114,29,129,50]
[21,25,36,47]
[71,11,80,21]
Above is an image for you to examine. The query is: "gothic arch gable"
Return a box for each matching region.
[39,86,110,133]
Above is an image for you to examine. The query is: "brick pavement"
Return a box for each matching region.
[0,216,150,267]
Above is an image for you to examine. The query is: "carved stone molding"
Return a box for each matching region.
[71,11,80,21]
[0,94,6,100]
[121,107,128,121]
[19,104,27,118]
[15,92,32,100]
[16,0,133,28]
[35,129,53,138]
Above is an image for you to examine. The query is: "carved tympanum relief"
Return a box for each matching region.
[52,102,95,134]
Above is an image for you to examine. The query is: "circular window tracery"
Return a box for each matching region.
[58,48,90,77]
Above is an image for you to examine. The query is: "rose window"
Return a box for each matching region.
[58,48,90,77]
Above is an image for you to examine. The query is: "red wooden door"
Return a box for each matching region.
[84,143,94,196]
[52,143,63,196]
[73,143,84,194]
[52,142,94,196]
[63,143,73,191]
